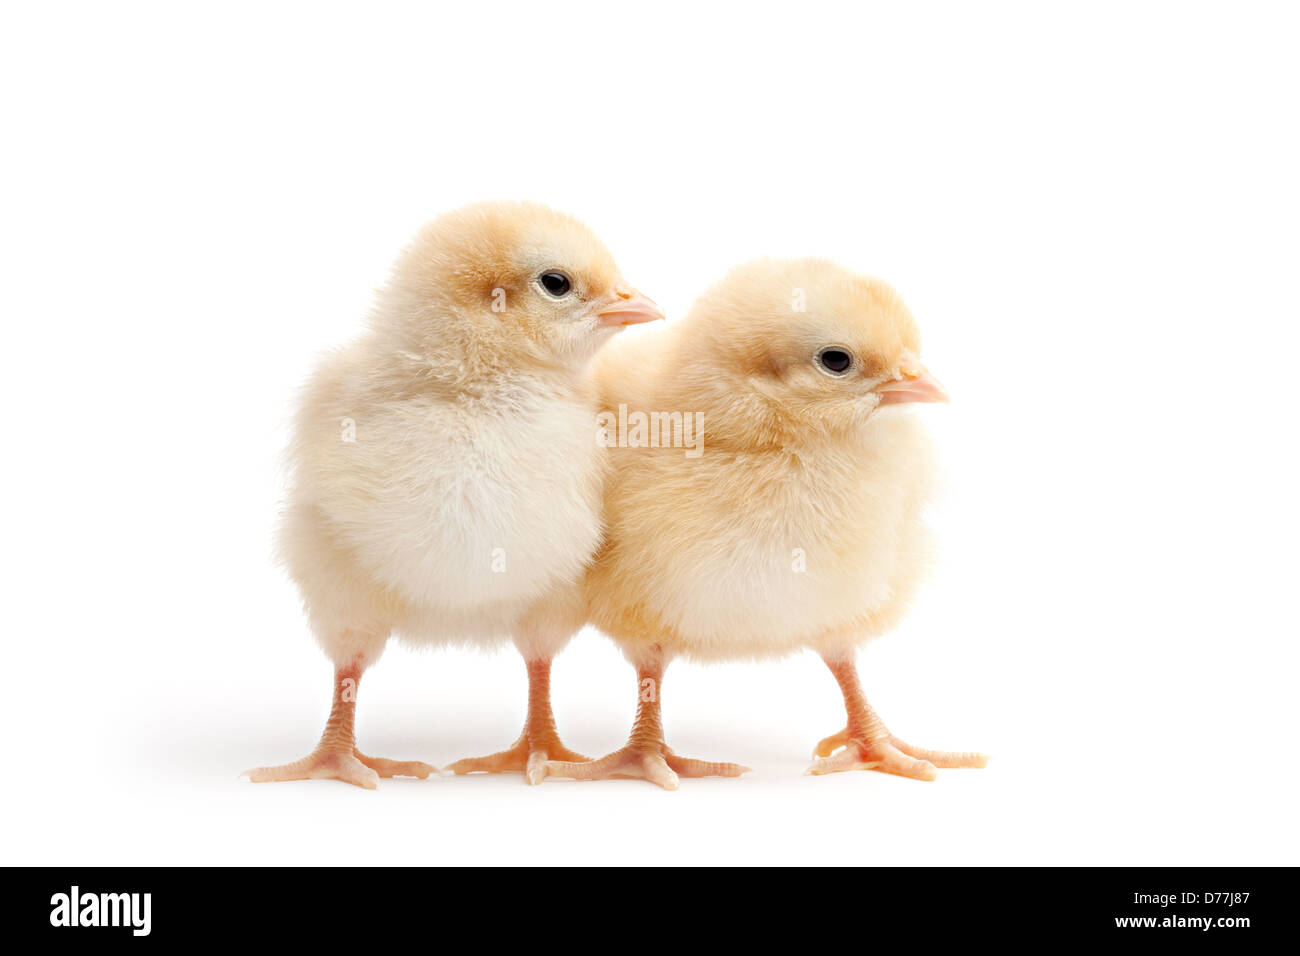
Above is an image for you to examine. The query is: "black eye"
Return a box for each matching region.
[817,347,853,375]
[538,271,572,297]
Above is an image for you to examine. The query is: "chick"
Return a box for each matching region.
[546,258,987,788]
[247,201,662,788]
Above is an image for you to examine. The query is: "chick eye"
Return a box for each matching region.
[538,271,572,297]
[816,347,854,375]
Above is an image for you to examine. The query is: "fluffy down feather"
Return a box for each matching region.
[249,201,660,788]
[587,258,939,663]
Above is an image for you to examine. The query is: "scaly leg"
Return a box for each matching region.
[545,651,750,790]
[808,655,988,780]
[447,658,588,784]
[245,664,437,789]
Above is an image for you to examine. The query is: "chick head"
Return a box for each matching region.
[384,201,661,370]
[667,258,946,446]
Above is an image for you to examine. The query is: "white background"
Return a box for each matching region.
[2,1,1297,866]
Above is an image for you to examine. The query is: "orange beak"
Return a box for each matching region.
[595,290,664,327]
[874,364,949,405]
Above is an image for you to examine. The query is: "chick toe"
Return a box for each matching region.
[354,753,439,779]
[889,738,990,769]
[812,728,852,758]
[662,747,750,778]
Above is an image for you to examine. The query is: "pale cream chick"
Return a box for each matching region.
[248,201,661,788]
[547,258,988,788]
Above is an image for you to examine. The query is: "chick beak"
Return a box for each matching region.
[874,364,949,405]
[594,289,665,327]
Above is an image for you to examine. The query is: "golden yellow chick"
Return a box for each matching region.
[247,201,661,788]
[546,258,987,788]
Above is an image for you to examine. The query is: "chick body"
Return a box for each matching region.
[547,258,985,788]
[250,202,661,788]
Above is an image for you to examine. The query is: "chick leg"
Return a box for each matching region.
[446,658,588,784]
[544,652,750,790]
[245,664,437,789]
[808,655,988,780]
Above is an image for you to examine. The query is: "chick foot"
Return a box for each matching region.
[814,727,987,768]
[546,743,748,790]
[246,748,436,789]
[447,732,588,784]
[809,656,989,781]
[808,734,986,780]
[244,665,437,789]
[446,658,587,784]
[542,652,750,790]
